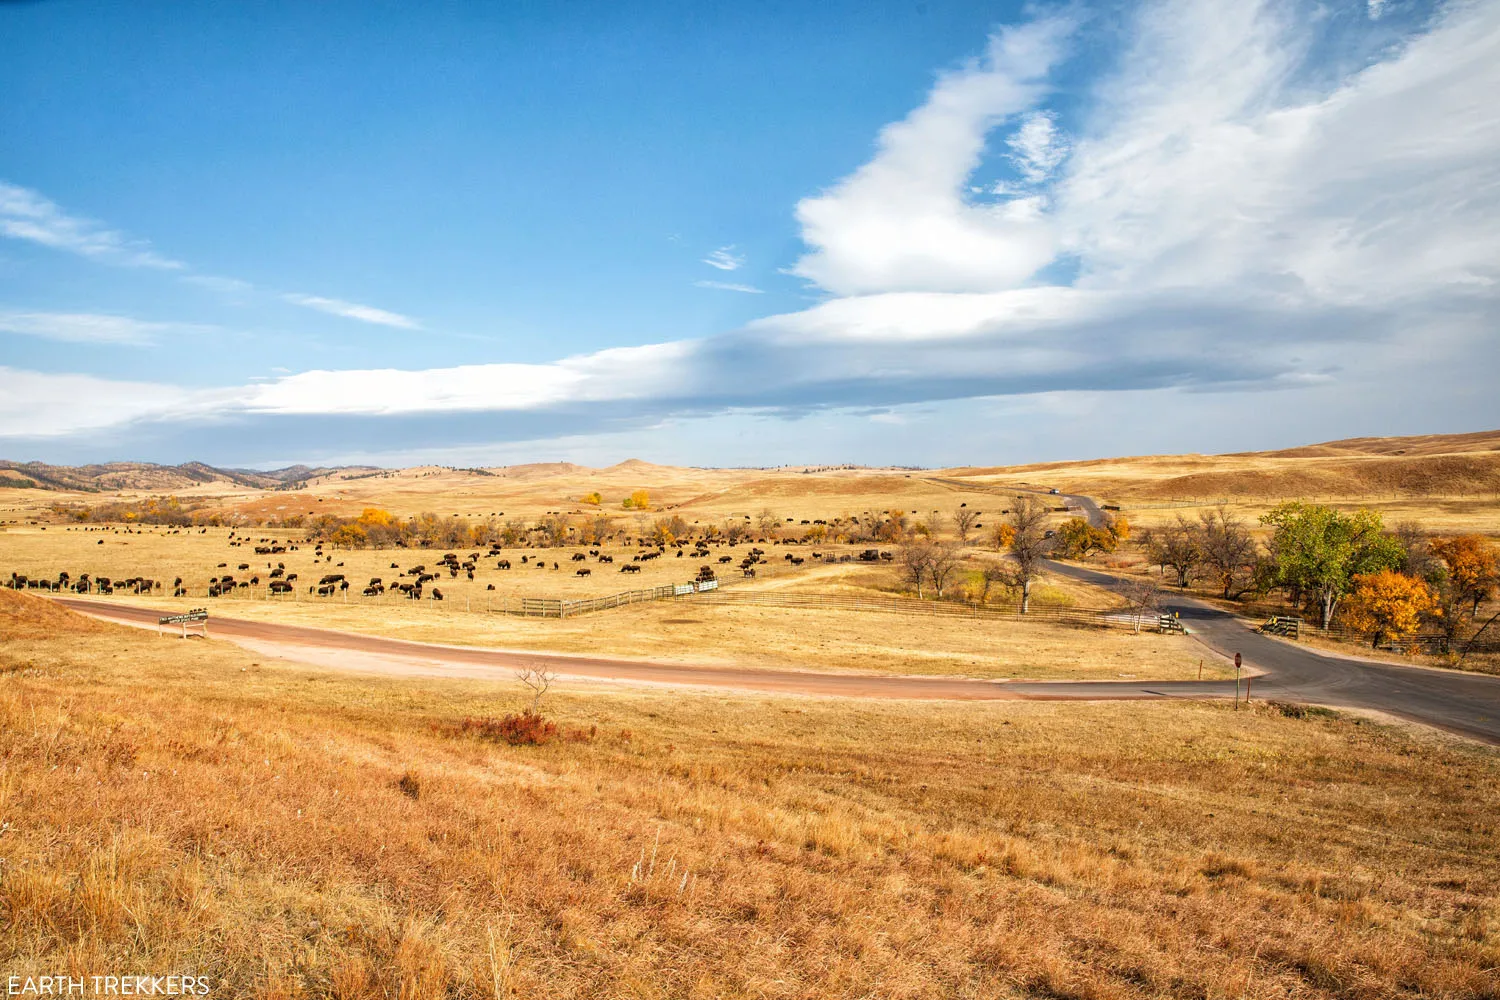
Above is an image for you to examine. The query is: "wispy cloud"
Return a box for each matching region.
[282,294,421,329]
[693,280,764,294]
[183,275,255,296]
[0,310,209,346]
[1006,110,1069,184]
[0,181,184,270]
[703,246,745,271]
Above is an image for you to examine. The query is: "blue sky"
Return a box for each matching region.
[1,0,1496,468]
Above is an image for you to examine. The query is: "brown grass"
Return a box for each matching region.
[2,590,1497,998]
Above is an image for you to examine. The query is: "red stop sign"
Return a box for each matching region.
[1234,653,1242,669]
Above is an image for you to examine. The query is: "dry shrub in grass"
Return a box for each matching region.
[397,771,421,799]
[457,713,557,745]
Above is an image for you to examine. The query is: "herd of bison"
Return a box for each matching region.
[5,527,896,603]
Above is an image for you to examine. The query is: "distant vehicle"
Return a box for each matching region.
[1049,488,1060,494]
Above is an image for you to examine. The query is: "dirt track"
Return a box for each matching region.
[53,596,1238,702]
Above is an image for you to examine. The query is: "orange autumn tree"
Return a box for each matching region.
[1430,535,1499,616]
[1340,570,1439,648]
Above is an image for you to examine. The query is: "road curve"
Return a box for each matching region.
[929,478,1500,744]
[1044,557,1500,745]
[53,596,1240,703]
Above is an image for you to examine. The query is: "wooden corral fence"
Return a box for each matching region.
[502,579,722,619]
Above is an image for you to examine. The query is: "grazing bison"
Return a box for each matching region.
[497,560,511,569]
[620,564,641,574]
[576,568,591,577]
[431,588,444,601]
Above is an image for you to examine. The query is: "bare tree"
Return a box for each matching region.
[1143,515,1202,587]
[928,541,962,598]
[1008,495,1053,613]
[897,538,935,598]
[953,507,978,544]
[924,509,945,538]
[756,508,780,537]
[1393,520,1438,580]
[516,663,558,716]
[1116,576,1163,634]
[1198,506,1256,599]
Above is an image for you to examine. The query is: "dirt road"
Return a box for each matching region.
[55,596,1239,703]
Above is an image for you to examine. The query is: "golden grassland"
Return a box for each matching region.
[947,431,1500,533]
[2,591,1497,999]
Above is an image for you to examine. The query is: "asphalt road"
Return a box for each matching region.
[1039,488,1500,745]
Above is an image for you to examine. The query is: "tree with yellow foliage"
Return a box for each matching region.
[580,491,603,506]
[622,489,650,510]
[1430,535,1498,616]
[1341,570,1439,648]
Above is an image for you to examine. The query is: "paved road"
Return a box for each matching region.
[1043,559,1500,744]
[56,596,1239,703]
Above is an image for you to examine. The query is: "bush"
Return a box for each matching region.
[397,772,421,799]
[459,713,557,746]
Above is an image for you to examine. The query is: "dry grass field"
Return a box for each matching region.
[2,591,1497,998]
[945,430,1500,534]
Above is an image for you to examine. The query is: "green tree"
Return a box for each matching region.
[1260,503,1403,629]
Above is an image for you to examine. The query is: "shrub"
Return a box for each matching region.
[460,713,557,746]
[397,771,421,799]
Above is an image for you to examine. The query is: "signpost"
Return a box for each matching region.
[159,608,208,638]
[1234,652,1242,708]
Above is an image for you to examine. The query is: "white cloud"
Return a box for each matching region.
[282,294,421,329]
[1056,0,1500,304]
[693,280,764,294]
[1368,0,1387,19]
[0,310,208,346]
[0,367,203,438]
[1006,110,1069,184]
[703,246,745,271]
[0,181,184,270]
[790,13,1075,296]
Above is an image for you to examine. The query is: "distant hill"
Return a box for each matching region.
[0,460,361,493]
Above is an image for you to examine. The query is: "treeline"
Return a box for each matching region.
[303,505,983,550]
